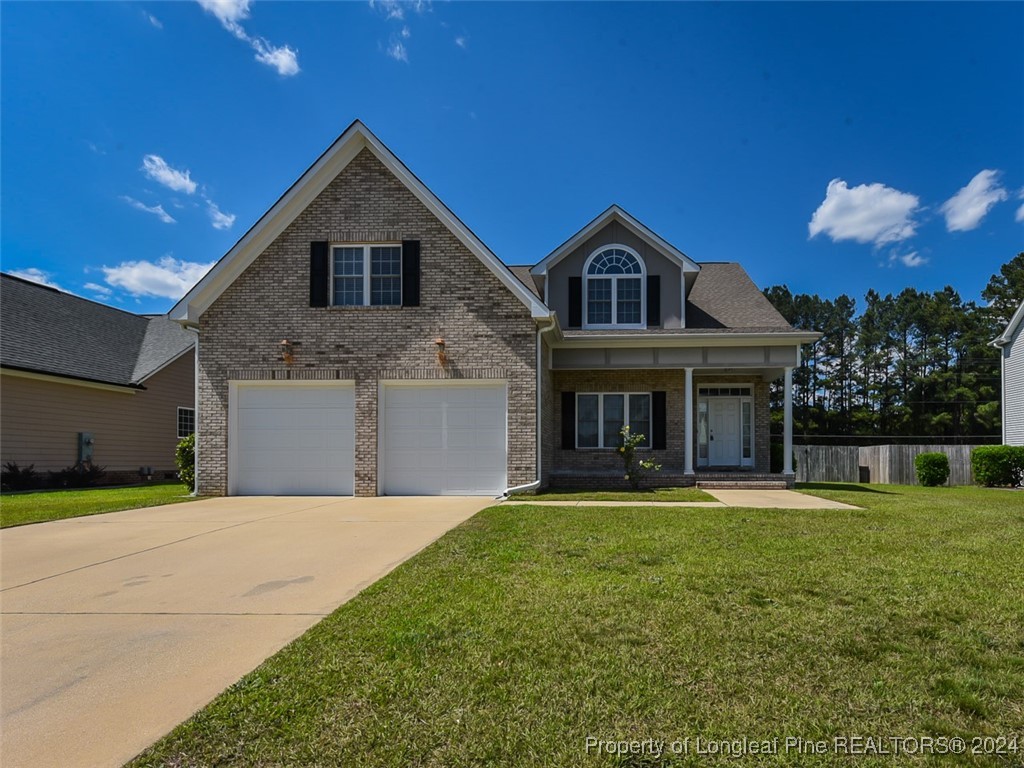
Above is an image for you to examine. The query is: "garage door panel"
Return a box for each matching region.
[233,384,354,496]
[382,383,507,496]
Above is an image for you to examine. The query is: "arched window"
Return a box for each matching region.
[583,246,646,328]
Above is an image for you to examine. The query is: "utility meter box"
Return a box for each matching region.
[78,432,94,463]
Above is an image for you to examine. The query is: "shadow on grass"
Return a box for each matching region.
[798,482,897,495]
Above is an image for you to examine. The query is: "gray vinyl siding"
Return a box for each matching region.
[547,220,682,329]
[0,354,194,472]
[1005,321,1024,446]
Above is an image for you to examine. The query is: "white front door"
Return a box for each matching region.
[708,397,741,466]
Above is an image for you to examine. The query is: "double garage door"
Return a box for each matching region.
[230,381,507,496]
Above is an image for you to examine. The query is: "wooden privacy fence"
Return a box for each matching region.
[794,444,983,486]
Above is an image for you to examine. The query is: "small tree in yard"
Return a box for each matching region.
[915,452,950,487]
[176,433,195,491]
[618,426,661,490]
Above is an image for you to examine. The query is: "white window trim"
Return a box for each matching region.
[582,244,647,330]
[696,384,754,468]
[576,392,652,449]
[176,406,195,439]
[330,243,402,307]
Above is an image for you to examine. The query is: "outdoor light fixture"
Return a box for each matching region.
[279,339,295,366]
[434,337,448,367]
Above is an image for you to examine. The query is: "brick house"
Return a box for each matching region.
[171,122,817,496]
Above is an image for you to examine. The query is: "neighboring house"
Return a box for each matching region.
[171,121,817,497]
[992,299,1024,446]
[1,274,196,484]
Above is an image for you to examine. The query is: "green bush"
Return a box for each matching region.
[1,462,39,491]
[770,442,797,474]
[915,452,950,487]
[971,445,1024,487]
[48,461,106,488]
[618,426,661,490]
[176,433,195,491]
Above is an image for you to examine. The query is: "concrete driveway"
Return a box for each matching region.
[0,496,490,768]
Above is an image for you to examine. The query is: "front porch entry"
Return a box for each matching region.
[698,386,754,469]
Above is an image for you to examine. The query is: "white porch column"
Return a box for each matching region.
[684,367,694,475]
[783,366,794,476]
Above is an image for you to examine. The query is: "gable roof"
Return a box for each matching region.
[530,205,702,276]
[685,263,792,330]
[992,299,1024,347]
[0,274,194,388]
[170,120,550,324]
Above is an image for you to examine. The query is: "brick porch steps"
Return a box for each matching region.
[548,470,793,490]
[696,480,789,490]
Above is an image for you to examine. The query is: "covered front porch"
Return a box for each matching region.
[544,342,798,489]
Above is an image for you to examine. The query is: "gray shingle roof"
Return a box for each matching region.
[685,263,792,330]
[508,265,543,298]
[1,274,194,387]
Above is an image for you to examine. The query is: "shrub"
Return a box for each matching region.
[618,426,661,490]
[176,433,195,491]
[770,442,797,474]
[1,462,39,491]
[971,445,1024,487]
[915,452,950,487]
[48,461,106,489]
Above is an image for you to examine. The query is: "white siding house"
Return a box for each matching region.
[993,300,1024,446]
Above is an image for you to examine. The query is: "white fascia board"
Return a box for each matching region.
[171,121,549,322]
[992,300,1024,347]
[531,204,701,276]
[552,331,821,349]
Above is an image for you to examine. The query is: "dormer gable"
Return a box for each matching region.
[531,206,700,330]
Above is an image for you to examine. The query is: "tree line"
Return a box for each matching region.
[763,253,1024,444]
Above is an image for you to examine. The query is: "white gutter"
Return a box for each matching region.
[502,316,558,496]
[187,326,200,497]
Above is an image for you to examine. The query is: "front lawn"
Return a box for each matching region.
[521,486,716,502]
[131,485,1023,767]
[0,482,196,528]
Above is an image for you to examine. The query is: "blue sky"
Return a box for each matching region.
[2,1,1022,315]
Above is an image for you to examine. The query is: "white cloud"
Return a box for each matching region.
[7,268,63,290]
[1016,204,1024,223]
[454,35,467,49]
[889,250,927,268]
[940,169,1008,232]
[401,26,411,39]
[387,39,408,62]
[102,256,214,300]
[121,195,177,224]
[86,141,105,155]
[145,12,163,29]
[371,0,406,20]
[84,282,113,297]
[142,155,197,194]
[206,200,236,230]
[808,178,920,246]
[196,0,300,76]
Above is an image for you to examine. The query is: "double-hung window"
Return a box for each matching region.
[332,244,402,306]
[177,407,195,439]
[576,393,651,448]
[583,246,645,328]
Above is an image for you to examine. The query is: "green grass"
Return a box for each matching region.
[521,486,716,502]
[0,482,197,528]
[130,484,1024,767]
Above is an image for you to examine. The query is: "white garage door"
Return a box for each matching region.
[382,382,507,495]
[231,383,355,495]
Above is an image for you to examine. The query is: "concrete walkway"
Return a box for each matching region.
[0,496,489,768]
[501,489,860,510]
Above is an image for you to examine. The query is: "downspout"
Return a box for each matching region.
[187,325,200,497]
[502,315,557,496]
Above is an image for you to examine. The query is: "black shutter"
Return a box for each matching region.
[309,241,329,307]
[652,391,667,450]
[568,277,582,328]
[401,240,420,307]
[561,391,576,450]
[646,275,661,327]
